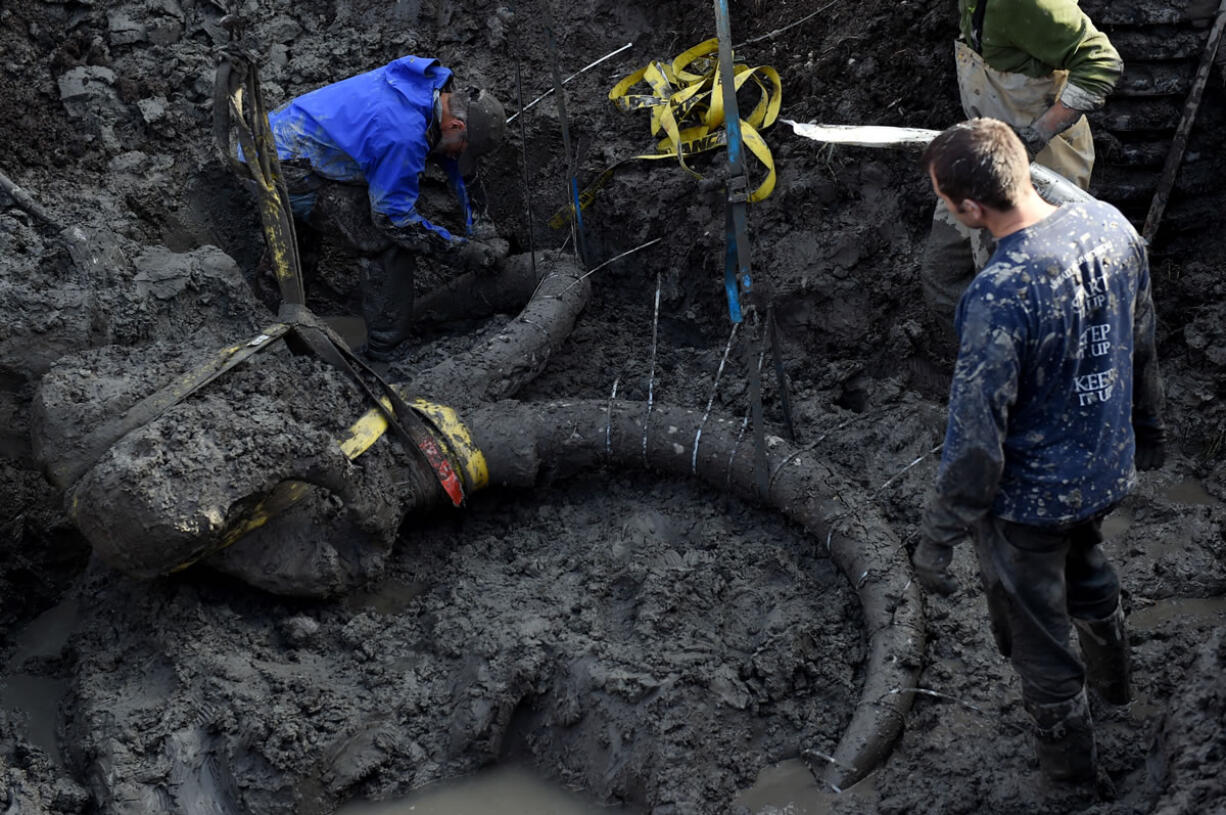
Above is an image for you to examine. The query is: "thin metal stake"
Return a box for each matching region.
[512,47,537,278]
[735,0,844,48]
[642,272,663,465]
[546,25,587,266]
[507,41,634,124]
[555,237,662,297]
[887,687,988,716]
[768,409,880,487]
[873,443,943,496]
[724,346,767,488]
[606,376,620,457]
[692,322,740,474]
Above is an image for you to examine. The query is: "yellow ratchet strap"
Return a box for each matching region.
[550,38,780,229]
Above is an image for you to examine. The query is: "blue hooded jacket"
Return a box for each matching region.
[265,55,470,241]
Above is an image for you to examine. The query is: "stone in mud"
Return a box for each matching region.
[136,96,167,124]
[106,9,146,45]
[57,66,126,125]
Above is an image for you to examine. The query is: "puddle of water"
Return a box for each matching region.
[334,756,886,815]
[0,597,80,769]
[1158,477,1224,508]
[1122,597,1226,722]
[344,579,428,617]
[0,674,67,766]
[1101,505,1132,539]
[336,764,628,814]
[732,758,878,815]
[9,597,78,664]
[1129,596,1226,630]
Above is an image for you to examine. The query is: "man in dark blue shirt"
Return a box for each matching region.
[256,55,508,358]
[912,118,1166,786]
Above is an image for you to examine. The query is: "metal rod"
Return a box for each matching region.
[546,25,588,266]
[506,42,634,124]
[512,46,537,278]
[643,272,663,465]
[692,322,741,474]
[724,346,766,489]
[555,237,662,296]
[606,376,620,456]
[873,443,943,496]
[735,0,844,48]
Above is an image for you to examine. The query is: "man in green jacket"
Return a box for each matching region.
[922,0,1124,321]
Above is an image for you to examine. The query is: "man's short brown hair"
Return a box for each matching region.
[922,118,1029,211]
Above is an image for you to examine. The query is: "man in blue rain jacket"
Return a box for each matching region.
[262,55,507,358]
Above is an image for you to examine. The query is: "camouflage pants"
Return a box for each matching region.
[973,514,1121,705]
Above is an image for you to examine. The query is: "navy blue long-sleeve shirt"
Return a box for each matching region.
[923,199,1164,540]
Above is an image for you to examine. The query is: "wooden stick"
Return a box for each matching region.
[1142,0,1226,243]
[0,168,57,226]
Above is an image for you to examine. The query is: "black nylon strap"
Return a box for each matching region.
[279,304,466,506]
[48,323,293,489]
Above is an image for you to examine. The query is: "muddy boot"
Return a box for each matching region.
[1025,687,1097,785]
[362,246,416,360]
[1073,602,1131,705]
[294,218,323,282]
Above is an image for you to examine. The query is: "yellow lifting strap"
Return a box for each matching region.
[211,394,489,554]
[550,39,780,229]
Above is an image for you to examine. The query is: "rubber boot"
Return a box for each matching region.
[1073,602,1131,705]
[920,204,995,324]
[1024,687,1097,785]
[362,246,416,360]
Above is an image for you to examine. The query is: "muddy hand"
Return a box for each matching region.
[487,236,510,261]
[1013,124,1047,160]
[454,238,503,272]
[912,536,958,596]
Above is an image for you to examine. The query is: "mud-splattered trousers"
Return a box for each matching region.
[921,200,1165,705]
[972,514,1119,703]
[923,0,1123,320]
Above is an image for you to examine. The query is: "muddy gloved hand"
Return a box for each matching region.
[486,236,510,260]
[1013,125,1048,160]
[1134,423,1166,471]
[471,216,500,242]
[912,535,958,596]
[452,238,506,272]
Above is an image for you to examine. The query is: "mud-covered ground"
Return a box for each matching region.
[2,0,1225,813]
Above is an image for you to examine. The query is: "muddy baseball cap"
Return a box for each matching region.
[458,87,506,177]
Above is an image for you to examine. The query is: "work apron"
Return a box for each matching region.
[953,40,1094,189]
[921,42,1096,323]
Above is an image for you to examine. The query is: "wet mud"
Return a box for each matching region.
[2,0,1225,813]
